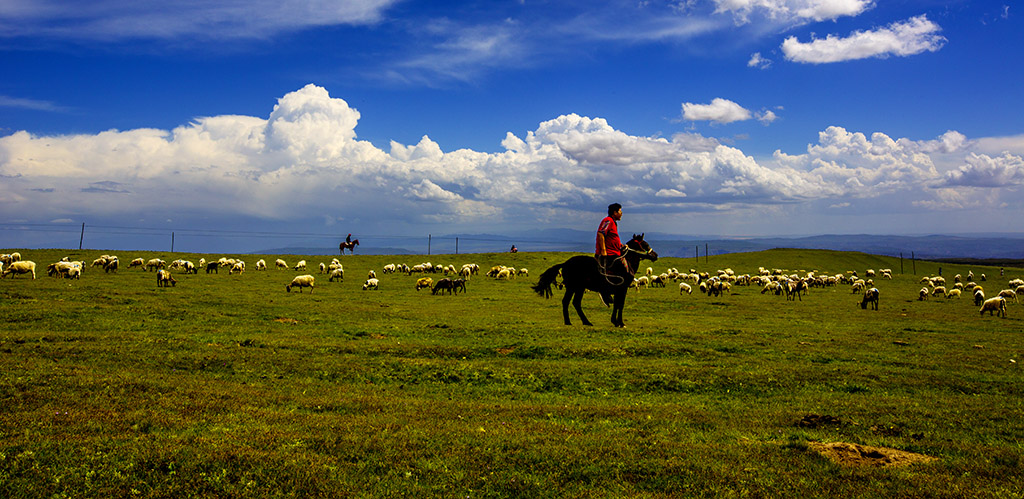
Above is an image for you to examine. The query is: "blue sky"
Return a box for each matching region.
[1,1,1022,251]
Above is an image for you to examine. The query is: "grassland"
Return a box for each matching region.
[1,247,1022,498]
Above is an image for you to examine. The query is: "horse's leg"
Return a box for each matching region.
[611,289,626,327]
[573,289,592,326]
[561,288,574,325]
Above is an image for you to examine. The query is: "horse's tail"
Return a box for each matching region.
[532,263,563,298]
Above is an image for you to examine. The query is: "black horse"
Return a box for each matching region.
[339,239,359,255]
[532,234,658,327]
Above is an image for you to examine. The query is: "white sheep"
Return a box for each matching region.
[294,260,307,271]
[679,282,692,295]
[156,269,177,287]
[997,289,1017,303]
[256,259,267,271]
[946,289,961,299]
[974,288,986,306]
[128,257,145,269]
[2,261,36,279]
[416,277,433,290]
[980,297,1006,317]
[362,278,379,290]
[276,259,288,270]
[918,287,929,301]
[931,286,947,298]
[367,269,376,279]
[329,268,345,282]
[286,275,315,293]
[383,263,396,274]
[319,262,327,274]
[860,287,880,310]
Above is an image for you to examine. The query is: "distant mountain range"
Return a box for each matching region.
[257,230,1024,261]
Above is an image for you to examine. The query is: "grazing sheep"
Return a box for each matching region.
[128,258,145,269]
[329,268,345,282]
[946,289,962,299]
[286,275,315,293]
[997,289,1017,303]
[367,270,376,279]
[103,258,119,273]
[432,278,455,295]
[860,287,880,310]
[980,297,1006,317]
[293,260,307,271]
[974,289,986,306]
[66,266,81,280]
[415,277,433,291]
[145,258,165,272]
[256,259,267,271]
[679,282,692,295]
[931,286,947,298]
[2,261,36,279]
[276,259,288,270]
[156,270,177,287]
[452,278,467,294]
[362,278,379,290]
[229,261,245,275]
[918,287,929,301]
[383,263,396,274]
[206,262,219,274]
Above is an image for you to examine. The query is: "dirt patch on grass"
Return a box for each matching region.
[274,318,299,325]
[808,441,936,468]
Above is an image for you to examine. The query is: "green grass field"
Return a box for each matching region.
[2,248,1022,498]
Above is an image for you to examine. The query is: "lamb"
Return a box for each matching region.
[362,278,379,290]
[860,287,880,310]
[2,260,36,279]
[329,268,345,282]
[415,277,433,290]
[286,275,315,293]
[980,297,1006,317]
[367,270,376,279]
[679,282,692,295]
[156,270,177,287]
[294,260,307,271]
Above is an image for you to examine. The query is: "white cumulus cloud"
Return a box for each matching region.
[682,98,752,124]
[714,0,874,24]
[782,15,945,63]
[0,85,1019,234]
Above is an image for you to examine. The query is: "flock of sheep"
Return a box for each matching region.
[0,252,527,299]
[628,264,1017,318]
[2,250,1018,318]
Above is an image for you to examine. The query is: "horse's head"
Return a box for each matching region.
[627,233,658,261]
